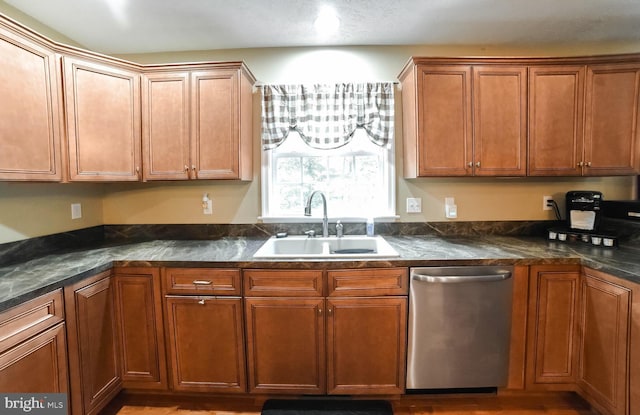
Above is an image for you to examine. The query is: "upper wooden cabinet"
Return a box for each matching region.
[142,64,255,181]
[400,56,640,177]
[63,56,142,181]
[472,66,527,176]
[406,65,472,176]
[584,63,640,176]
[529,63,640,176]
[0,22,63,181]
[401,63,526,177]
[528,66,585,176]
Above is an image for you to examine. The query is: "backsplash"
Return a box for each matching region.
[2,219,638,268]
[103,221,556,242]
[0,226,104,267]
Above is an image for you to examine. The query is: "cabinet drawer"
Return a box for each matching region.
[0,289,64,353]
[163,268,241,295]
[327,268,408,296]
[243,269,324,297]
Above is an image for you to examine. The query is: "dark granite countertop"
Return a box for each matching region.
[0,235,639,312]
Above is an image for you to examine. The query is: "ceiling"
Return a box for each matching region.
[4,0,640,54]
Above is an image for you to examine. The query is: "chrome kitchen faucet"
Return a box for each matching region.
[304,190,329,238]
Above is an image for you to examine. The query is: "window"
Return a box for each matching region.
[260,83,396,221]
[261,129,395,220]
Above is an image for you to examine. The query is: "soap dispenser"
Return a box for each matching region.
[366,217,375,236]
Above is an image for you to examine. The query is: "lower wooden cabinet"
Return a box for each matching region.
[164,296,246,393]
[0,323,68,393]
[243,268,408,395]
[327,297,407,394]
[526,265,581,389]
[65,271,122,415]
[244,297,325,394]
[113,267,168,390]
[578,268,631,415]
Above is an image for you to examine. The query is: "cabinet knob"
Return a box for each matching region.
[318,308,322,315]
[191,165,197,179]
[577,161,584,167]
[198,299,205,305]
[475,161,481,168]
[184,165,189,172]
[328,307,333,316]
[586,161,592,167]
[467,162,473,168]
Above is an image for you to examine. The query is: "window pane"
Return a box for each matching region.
[302,157,327,183]
[275,157,301,183]
[262,130,395,218]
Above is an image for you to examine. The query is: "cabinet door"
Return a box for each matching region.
[141,72,190,180]
[63,56,141,181]
[245,297,325,394]
[578,272,630,415]
[584,64,640,176]
[528,66,585,176]
[165,296,246,393]
[415,65,473,176]
[472,66,527,176]
[113,268,167,390]
[326,297,407,395]
[526,265,580,389]
[0,24,62,181]
[190,69,242,179]
[65,271,121,415]
[0,323,68,393]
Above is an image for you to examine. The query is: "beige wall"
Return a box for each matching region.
[105,44,638,224]
[0,7,638,242]
[0,183,104,243]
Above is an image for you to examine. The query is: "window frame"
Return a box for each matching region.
[259,130,397,223]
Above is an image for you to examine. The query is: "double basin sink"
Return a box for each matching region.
[253,235,400,259]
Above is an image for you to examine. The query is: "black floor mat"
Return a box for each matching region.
[261,399,393,415]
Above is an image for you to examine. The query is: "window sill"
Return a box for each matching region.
[258,215,400,224]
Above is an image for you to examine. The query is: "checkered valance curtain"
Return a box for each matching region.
[261,83,394,150]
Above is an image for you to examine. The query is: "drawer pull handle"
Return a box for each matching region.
[193,280,212,286]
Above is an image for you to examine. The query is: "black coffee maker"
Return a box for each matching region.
[565,191,603,232]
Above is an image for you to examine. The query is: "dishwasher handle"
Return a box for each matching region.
[411,272,512,283]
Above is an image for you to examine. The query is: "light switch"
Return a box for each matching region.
[445,197,457,219]
[202,193,213,215]
[71,203,82,220]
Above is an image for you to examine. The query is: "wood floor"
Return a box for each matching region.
[102,392,598,415]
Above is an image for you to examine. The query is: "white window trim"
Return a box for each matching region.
[259,131,397,222]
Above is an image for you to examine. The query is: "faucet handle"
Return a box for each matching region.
[336,220,344,238]
[304,229,316,238]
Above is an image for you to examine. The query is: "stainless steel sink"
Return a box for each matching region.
[253,235,400,258]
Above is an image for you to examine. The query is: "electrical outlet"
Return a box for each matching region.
[71,203,82,219]
[543,196,553,211]
[406,197,422,213]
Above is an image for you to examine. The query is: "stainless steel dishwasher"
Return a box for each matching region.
[406,266,513,390]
